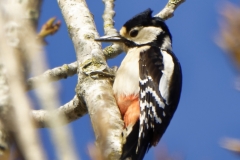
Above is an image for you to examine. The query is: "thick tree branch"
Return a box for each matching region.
[0,2,46,159]
[0,0,45,158]
[0,66,10,121]
[0,66,11,156]
[0,1,78,159]
[0,121,10,159]
[58,0,123,159]
[18,0,43,28]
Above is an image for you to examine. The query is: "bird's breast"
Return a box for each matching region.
[113,46,150,97]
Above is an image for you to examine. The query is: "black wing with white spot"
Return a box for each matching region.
[137,46,182,159]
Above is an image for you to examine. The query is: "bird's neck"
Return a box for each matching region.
[161,36,172,51]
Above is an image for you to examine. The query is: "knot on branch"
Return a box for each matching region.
[80,53,115,80]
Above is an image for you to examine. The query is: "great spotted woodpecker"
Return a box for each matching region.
[95,8,182,160]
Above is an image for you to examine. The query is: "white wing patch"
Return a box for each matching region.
[159,50,174,105]
[137,47,176,153]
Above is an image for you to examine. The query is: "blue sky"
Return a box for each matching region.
[38,0,240,159]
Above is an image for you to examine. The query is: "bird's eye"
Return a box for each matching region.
[129,29,139,37]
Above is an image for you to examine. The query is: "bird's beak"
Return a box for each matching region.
[95,34,124,43]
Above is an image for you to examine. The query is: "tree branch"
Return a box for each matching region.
[101,0,123,60]
[58,0,123,159]
[0,2,46,159]
[155,0,186,20]
[27,61,78,90]
[38,17,61,38]
[0,65,11,156]
[0,0,78,159]
[32,96,87,128]
[102,0,117,35]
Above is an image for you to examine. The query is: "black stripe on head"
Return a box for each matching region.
[152,17,172,42]
[123,8,153,32]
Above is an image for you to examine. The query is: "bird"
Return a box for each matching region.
[95,8,182,160]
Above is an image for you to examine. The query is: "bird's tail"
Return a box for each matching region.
[120,120,149,160]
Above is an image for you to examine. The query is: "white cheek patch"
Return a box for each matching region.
[131,26,163,45]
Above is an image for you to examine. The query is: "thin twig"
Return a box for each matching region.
[27,61,78,90]
[102,0,117,35]
[155,0,186,20]
[101,0,123,59]
[32,96,87,128]
[38,17,61,38]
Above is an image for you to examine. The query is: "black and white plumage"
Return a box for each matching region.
[95,8,182,160]
[138,47,181,158]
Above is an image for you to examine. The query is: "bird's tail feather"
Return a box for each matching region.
[120,120,149,160]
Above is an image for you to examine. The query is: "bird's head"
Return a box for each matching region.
[96,9,172,51]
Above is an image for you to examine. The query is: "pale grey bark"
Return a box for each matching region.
[32,96,87,128]
[102,0,118,35]
[58,0,123,158]
[0,66,10,116]
[0,2,46,159]
[27,61,78,90]
[0,65,11,155]
[0,0,78,160]
[0,120,9,155]
[0,0,44,159]
[155,0,186,20]
[101,0,124,60]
